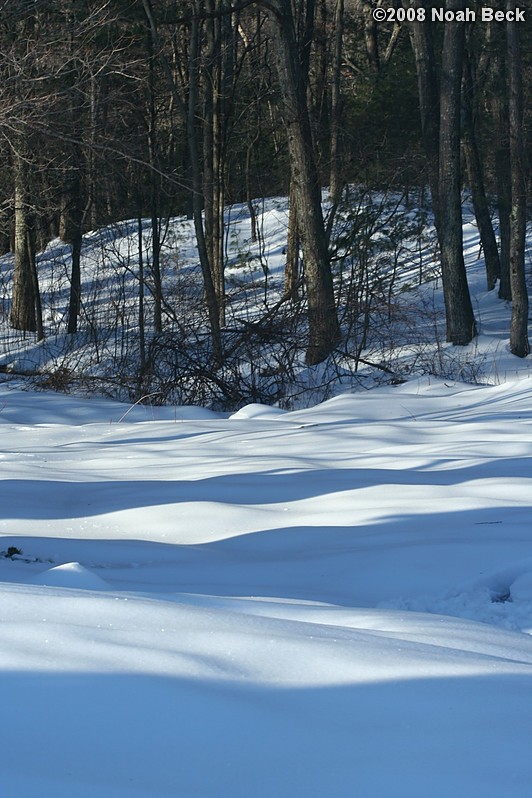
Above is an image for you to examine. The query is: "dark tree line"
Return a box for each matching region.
[0,0,530,380]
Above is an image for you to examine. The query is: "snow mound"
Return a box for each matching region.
[29,562,109,591]
[380,561,532,635]
[229,403,286,420]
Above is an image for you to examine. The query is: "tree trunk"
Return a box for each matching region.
[328,0,344,207]
[361,0,380,72]
[284,179,300,300]
[138,214,146,374]
[59,164,84,335]
[203,0,231,329]
[268,0,340,364]
[438,0,476,345]
[188,2,223,363]
[0,204,12,255]
[146,7,163,335]
[462,54,500,291]
[84,74,102,232]
[10,150,41,337]
[143,0,222,360]
[409,3,441,236]
[67,219,83,335]
[506,0,529,357]
[492,44,512,301]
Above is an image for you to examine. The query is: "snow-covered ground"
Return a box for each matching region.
[1,370,532,797]
[1,197,532,796]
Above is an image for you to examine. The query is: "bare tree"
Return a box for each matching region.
[143,0,223,362]
[10,145,43,339]
[439,0,476,345]
[409,2,441,236]
[265,0,340,364]
[506,0,529,357]
[328,0,345,208]
[187,0,224,361]
[2,6,44,338]
[462,43,500,291]
[410,0,476,345]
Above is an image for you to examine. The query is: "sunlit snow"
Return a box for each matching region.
[1,203,532,797]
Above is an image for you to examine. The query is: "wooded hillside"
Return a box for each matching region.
[0,0,530,404]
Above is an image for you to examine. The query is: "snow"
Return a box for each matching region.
[1,200,532,796]
[1,368,532,797]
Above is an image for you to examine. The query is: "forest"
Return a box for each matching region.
[0,0,530,408]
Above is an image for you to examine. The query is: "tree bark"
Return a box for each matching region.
[328,0,344,208]
[438,0,476,345]
[61,164,84,335]
[267,0,340,364]
[144,0,222,361]
[63,173,83,336]
[66,230,82,335]
[492,42,512,301]
[360,0,380,72]
[146,5,163,335]
[10,149,41,337]
[59,106,84,335]
[202,0,233,329]
[284,179,300,300]
[187,2,223,363]
[409,4,441,236]
[462,53,500,291]
[506,0,529,357]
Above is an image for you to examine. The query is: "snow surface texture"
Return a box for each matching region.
[1,374,532,798]
[1,199,532,796]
